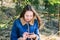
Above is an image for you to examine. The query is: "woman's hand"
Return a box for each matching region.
[23,32,29,40]
[18,37,23,40]
[28,33,37,39]
[18,32,37,40]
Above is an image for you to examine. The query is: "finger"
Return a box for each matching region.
[24,32,29,35]
[29,35,36,38]
[18,37,23,40]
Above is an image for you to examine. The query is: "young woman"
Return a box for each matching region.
[11,4,41,40]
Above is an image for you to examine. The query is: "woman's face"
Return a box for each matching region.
[24,11,34,22]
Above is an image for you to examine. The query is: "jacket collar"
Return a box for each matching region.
[20,17,36,25]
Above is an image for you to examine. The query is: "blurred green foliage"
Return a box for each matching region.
[0,0,59,35]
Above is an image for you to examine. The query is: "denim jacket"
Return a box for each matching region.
[10,18,40,40]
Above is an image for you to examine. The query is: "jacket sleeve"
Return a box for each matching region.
[34,20,40,40]
[34,28,40,40]
[10,20,18,40]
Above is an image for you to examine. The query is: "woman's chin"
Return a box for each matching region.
[26,20,31,22]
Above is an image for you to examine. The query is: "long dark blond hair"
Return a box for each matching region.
[19,4,41,28]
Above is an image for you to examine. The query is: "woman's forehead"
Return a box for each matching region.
[25,11,33,15]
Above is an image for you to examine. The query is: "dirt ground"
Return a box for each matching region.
[40,34,60,40]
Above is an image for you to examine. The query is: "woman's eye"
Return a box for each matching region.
[26,15,29,17]
[30,15,33,17]
[26,15,33,17]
